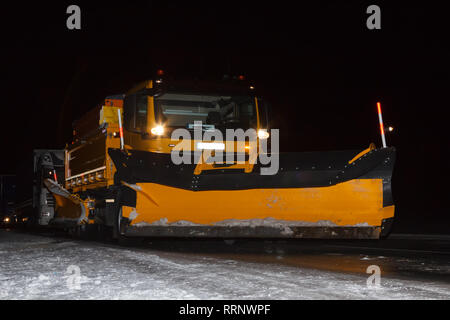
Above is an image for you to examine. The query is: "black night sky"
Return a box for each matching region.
[1,1,449,233]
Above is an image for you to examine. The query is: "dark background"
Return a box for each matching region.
[1,1,449,233]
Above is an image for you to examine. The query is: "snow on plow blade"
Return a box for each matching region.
[109,146,396,239]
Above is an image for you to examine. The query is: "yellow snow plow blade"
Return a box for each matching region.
[121,180,394,239]
[109,146,396,239]
[126,179,392,227]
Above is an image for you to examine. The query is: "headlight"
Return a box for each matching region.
[3,217,10,223]
[257,129,270,140]
[151,125,165,136]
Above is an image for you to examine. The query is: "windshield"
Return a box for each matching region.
[154,93,257,132]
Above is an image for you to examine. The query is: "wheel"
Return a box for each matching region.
[113,206,143,247]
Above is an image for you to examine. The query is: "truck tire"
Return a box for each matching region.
[113,204,143,247]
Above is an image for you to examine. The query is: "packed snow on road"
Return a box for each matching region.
[0,230,449,300]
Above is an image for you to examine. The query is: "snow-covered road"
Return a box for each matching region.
[0,230,449,299]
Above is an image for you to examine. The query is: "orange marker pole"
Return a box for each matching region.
[117,109,124,150]
[377,102,387,148]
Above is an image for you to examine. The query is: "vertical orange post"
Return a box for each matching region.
[377,102,387,148]
[117,109,124,150]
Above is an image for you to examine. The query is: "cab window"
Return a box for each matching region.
[124,94,148,133]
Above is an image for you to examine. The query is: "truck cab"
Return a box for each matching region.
[122,77,271,167]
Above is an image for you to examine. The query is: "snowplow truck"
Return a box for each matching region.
[45,76,396,239]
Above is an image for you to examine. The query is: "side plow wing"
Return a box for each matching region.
[44,179,87,227]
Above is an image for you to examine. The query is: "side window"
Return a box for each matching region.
[124,94,148,133]
[239,100,255,118]
[136,95,148,130]
[124,94,136,132]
